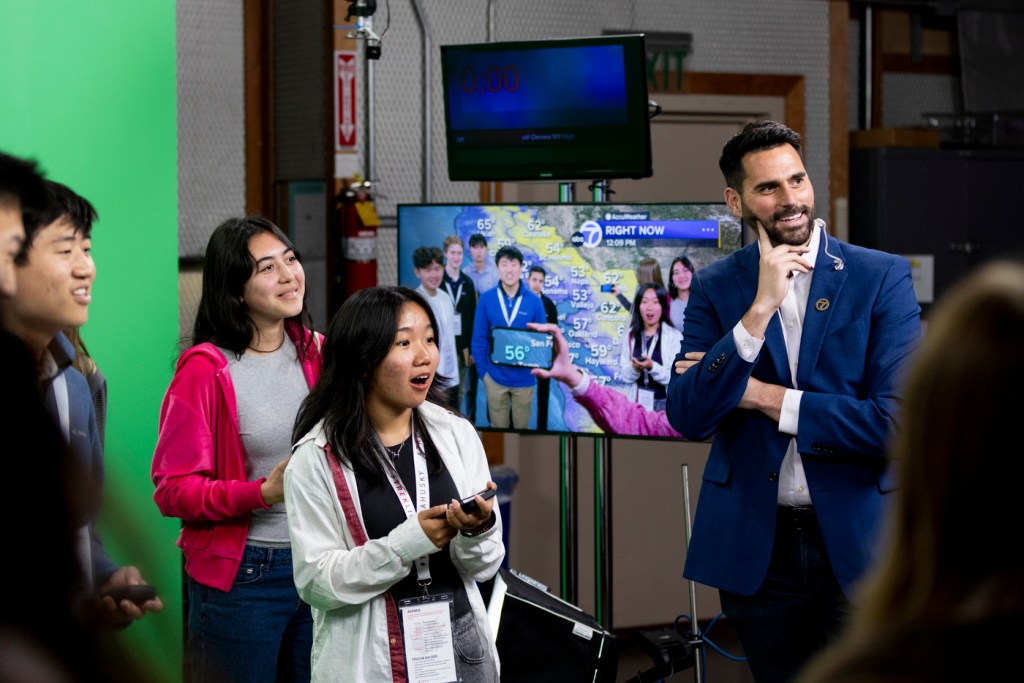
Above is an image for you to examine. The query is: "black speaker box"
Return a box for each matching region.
[489,568,617,682]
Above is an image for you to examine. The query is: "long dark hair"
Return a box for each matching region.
[629,282,673,351]
[667,255,695,299]
[292,286,451,484]
[191,215,313,358]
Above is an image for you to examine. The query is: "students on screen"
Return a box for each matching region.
[441,235,477,420]
[413,245,459,410]
[462,232,500,295]
[612,256,666,312]
[527,265,558,431]
[618,282,682,413]
[668,255,696,331]
[470,245,546,429]
[528,322,681,438]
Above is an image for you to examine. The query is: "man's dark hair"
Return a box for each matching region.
[412,245,444,269]
[495,245,523,266]
[718,120,803,192]
[528,265,546,277]
[468,233,488,248]
[0,152,47,217]
[17,180,98,265]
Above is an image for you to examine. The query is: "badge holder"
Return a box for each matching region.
[399,588,458,683]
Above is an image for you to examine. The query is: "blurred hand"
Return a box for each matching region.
[631,355,653,372]
[92,566,164,627]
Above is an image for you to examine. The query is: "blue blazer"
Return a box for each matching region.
[666,234,921,597]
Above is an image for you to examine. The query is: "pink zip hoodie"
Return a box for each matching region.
[151,323,322,591]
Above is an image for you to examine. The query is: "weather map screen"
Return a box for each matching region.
[397,203,744,438]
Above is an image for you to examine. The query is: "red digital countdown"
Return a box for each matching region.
[460,65,520,94]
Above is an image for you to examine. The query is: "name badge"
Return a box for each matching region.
[452,313,463,337]
[637,387,656,413]
[399,593,457,683]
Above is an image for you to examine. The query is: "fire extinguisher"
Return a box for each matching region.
[336,176,380,301]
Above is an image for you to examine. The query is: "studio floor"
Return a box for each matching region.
[614,618,755,683]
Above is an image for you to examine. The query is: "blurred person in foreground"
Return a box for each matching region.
[797,259,1024,683]
[1,178,162,628]
[1,154,155,681]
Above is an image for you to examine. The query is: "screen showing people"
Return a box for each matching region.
[397,202,743,438]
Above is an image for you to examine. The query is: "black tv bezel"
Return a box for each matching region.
[440,34,653,183]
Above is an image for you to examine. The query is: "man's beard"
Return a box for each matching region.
[745,203,816,246]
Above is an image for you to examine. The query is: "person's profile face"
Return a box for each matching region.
[242,231,305,330]
[727,143,815,248]
[671,261,693,293]
[415,260,444,293]
[0,201,25,298]
[497,256,522,289]
[638,288,662,329]
[6,217,94,334]
[527,271,544,295]
[445,243,463,269]
[368,301,438,415]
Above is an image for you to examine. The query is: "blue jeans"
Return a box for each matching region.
[187,545,312,683]
[719,507,851,683]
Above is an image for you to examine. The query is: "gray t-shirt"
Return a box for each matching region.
[219,338,309,546]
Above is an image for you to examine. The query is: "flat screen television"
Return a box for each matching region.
[397,202,745,440]
[440,34,653,182]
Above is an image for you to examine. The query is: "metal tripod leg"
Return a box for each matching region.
[682,463,704,683]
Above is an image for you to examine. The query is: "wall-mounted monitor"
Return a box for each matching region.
[397,203,745,440]
[440,34,653,182]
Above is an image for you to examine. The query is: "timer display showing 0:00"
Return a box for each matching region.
[461,65,520,94]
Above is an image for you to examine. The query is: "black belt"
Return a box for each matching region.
[777,505,816,525]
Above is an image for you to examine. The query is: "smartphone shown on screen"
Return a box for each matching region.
[490,327,554,370]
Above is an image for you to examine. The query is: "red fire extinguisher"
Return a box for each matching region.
[336,176,380,301]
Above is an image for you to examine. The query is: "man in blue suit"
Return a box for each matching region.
[666,121,921,683]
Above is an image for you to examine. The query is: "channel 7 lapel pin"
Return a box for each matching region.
[815,298,830,311]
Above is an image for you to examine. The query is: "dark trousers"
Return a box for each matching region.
[535,377,550,431]
[464,362,478,421]
[719,507,851,683]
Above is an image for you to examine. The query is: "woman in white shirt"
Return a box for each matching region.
[286,286,502,683]
[618,282,682,413]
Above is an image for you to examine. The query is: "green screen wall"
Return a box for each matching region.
[1,3,181,680]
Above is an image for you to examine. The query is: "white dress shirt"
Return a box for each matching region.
[732,220,824,507]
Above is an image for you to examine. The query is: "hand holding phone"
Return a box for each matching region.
[436,487,497,518]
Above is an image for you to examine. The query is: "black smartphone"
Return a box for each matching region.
[600,283,615,292]
[436,488,497,517]
[103,584,157,604]
[490,327,554,369]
